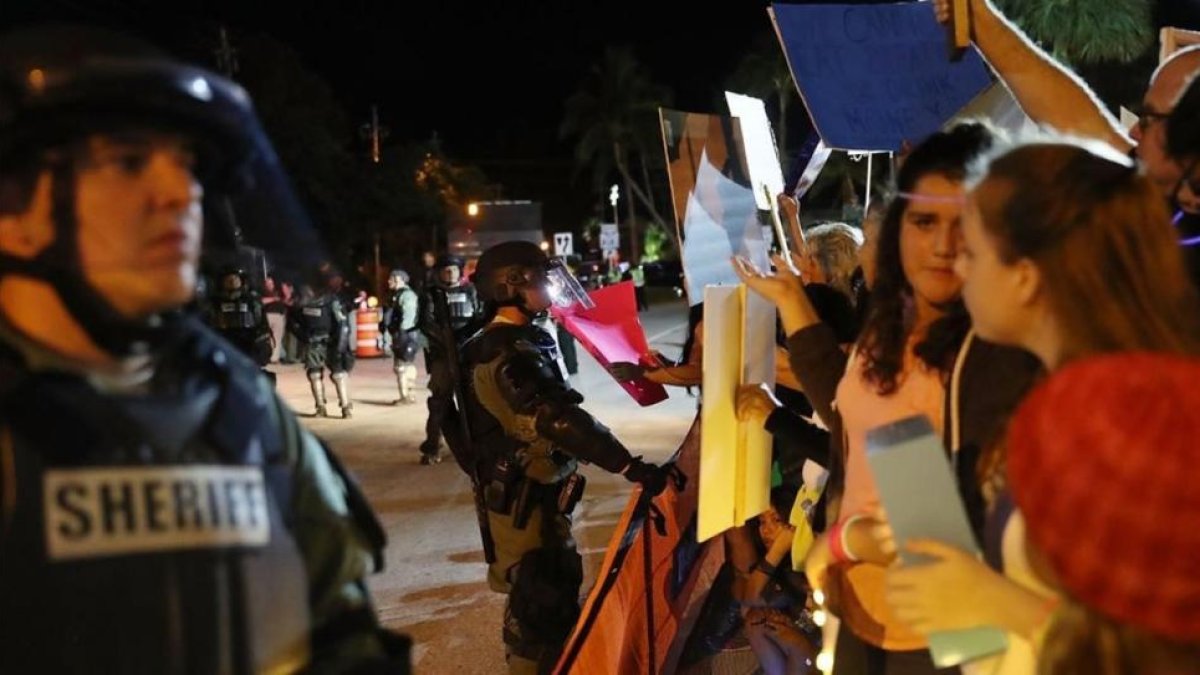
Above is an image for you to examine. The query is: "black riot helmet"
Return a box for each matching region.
[0,24,324,355]
[433,254,464,271]
[218,266,246,293]
[474,240,593,315]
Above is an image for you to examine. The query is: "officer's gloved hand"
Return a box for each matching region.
[622,457,674,497]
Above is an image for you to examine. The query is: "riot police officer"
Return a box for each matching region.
[387,268,421,404]
[460,241,674,674]
[418,254,479,464]
[206,266,274,366]
[0,25,407,673]
[290,279,355,418]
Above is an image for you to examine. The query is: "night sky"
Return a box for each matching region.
[7,0,1200,231]
[3,0,778,228]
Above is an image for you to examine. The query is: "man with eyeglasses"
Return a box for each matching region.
[1167,75,1200,280]
[932,1,1200,223]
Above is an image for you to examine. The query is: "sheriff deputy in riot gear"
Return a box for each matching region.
[461,241,674,674]
[386,268,421,404]
[205,266,274,367]
[418,253,479,464]
[290,278,356,418]
[0,25,408,673]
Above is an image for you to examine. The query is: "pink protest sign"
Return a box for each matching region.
[552,282,669,407]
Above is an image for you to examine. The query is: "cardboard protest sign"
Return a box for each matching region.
[790,134,833,200]
[551,281,668,407]
[771,2,993,151]
[698,284,775,542]
[1161,27,1200,62]
[659,109,769,306]
[725,91,786,212]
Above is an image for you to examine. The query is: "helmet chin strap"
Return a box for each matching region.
[24,162,177,357]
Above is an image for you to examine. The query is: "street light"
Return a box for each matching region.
[467,202,479,217]
[609,184,620,227]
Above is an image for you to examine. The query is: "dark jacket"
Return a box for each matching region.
[785,323,1040,539]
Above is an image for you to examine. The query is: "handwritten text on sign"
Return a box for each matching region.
[773,3,992,151]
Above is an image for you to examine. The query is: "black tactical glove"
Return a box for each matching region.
[608,362,645,382]
[622,457,674,497]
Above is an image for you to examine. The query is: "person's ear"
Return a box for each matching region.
[0,172,55,258]
[1012,257,1041,307]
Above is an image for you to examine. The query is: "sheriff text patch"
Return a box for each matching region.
[44,466,270,560]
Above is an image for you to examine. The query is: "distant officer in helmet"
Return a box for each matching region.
[417,253,479,464]
[460,240,676,674]
[289,272,355,418]
[0,25,408,673]
[205,266,273,366]
[387,267,421,404]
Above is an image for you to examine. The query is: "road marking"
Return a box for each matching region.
[645,321,689,345]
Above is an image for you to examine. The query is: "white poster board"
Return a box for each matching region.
[725,91,786,212]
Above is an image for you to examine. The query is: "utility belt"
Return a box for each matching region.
[483,457,585,530]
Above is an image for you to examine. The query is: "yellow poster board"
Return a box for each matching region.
[698,284,775,542]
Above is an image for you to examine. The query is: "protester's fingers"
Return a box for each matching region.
[770,252,798,278]
[731,256,763,280]
[931,0,951,24]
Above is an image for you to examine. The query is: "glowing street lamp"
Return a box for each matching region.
[609,184,620,227]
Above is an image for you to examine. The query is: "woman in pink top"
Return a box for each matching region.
[738,123,1041,674]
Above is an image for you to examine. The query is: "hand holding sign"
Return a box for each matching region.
[939,0,972,61]
[552,281,668,406]
[608,362,646,382]
[776,193,807,258]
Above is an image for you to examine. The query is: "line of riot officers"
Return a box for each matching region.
[202,266,357,418]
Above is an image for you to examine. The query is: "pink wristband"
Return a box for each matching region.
[829,515,863,563]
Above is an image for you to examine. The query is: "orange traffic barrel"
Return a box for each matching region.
[355,309,384,357]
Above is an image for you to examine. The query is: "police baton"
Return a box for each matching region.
[430,287,497,564]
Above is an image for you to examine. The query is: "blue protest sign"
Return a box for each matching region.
[772,2,993,151]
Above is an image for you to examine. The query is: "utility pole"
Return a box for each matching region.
[360,104,388,164]
[359,106,390,297]
[214,26,238,78]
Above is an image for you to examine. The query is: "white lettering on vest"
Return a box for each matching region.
[44,466,270,560]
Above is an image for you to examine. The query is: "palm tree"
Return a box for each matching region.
[561,46,674,263]
[995,0,1153,65]
[726,30,797,164]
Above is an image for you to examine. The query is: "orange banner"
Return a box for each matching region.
[555,419,726,674]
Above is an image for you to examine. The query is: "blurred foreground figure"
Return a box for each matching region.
[0,25,409,673]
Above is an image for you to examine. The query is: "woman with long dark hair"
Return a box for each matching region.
[883,137,1200,674]
[735,122,1040,674]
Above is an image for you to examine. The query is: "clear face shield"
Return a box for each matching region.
[541,259,595,311]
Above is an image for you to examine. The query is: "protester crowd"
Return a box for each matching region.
[707,2,1200,670]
